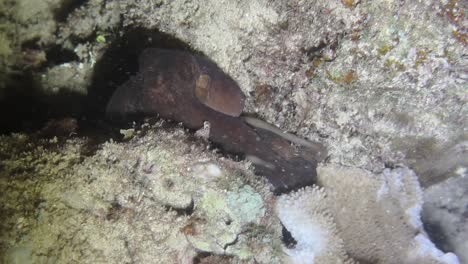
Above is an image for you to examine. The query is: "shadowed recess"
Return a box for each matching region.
[53,0,89,22]
[0,71,86,134]
[0,27,191,135]
[87,28,193,119]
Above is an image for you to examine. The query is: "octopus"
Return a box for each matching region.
[106,48,326,194]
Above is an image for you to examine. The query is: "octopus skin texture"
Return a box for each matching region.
[106,48,325,194]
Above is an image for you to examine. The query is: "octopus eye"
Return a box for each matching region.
[195,74,211,102]
[194,72,244,116]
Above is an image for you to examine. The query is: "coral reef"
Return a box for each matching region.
[276,186,350,264]
[0,123,283,263]
[316,165,459,264]
[2,0,465,184]
[0,0,466,263]
[1,127,460,263]
[276,165,461,264]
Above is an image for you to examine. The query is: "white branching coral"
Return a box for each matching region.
[317,165,459,264]
[276,165,460,264]
[276,186,351,264]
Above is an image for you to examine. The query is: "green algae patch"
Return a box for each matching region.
[199,190,229,218]
[227,185,265,224]
[187,185,270,258]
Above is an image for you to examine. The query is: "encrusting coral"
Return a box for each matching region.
[276,165,460,264]
[0,123,284,263]
[277,165,459,264]
[276,186,352,264]
[0,124,462,263]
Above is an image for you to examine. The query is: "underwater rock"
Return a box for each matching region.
[185,185,265,255]
[0,126,283,263]
[106,48,323,193]
[422,174,468,263]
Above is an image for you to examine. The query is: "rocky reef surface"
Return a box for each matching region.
[0,0,466,263]
[0,125,460,263]
[0,124,283,263]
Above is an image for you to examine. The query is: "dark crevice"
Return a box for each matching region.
[65,30,109,47]
[303,40,328,58]
[106,200,135,221]
[222,235,238,250]
[163,199,194,216]
[0,71,46,134]
[21,38,42,50]
[86,27,193,120]
[281,224,297,249]
[192,252,233,264]
[0,27,193,136]
[422,220,453,253]
[302,34,342,63]
[54,0,89,22]
[45,45,80,67]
